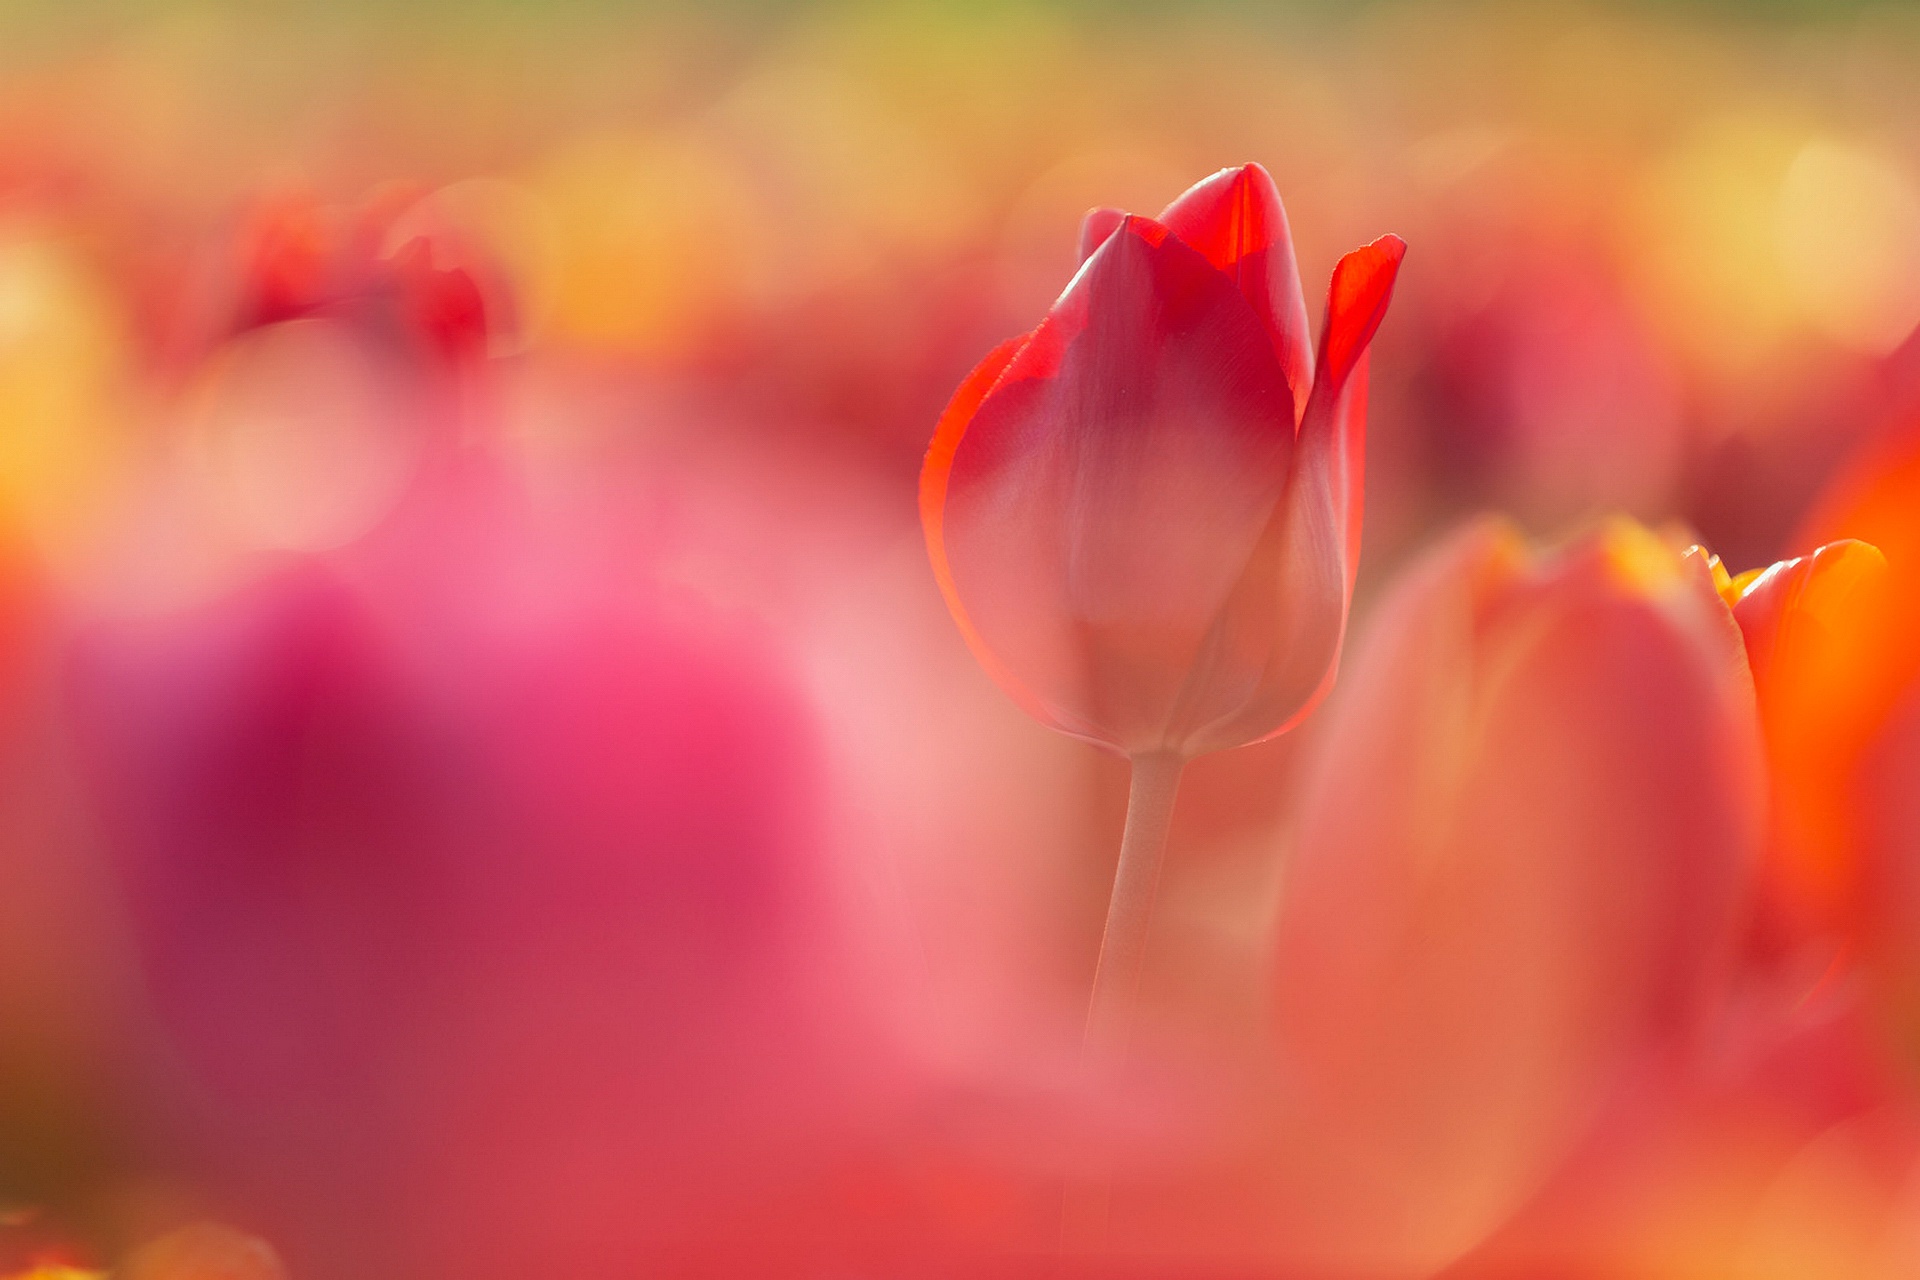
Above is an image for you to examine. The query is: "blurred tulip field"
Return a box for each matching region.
[9,1,1920,1276]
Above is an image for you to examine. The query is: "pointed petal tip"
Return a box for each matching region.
[1319,233,1408,390]
[1158,163,1285,238]
[1220,160,1278,193]
[1176,161,1280,204]
[1236,160,1282,196]
[1818,537,1887,571]
[1078,206,1129,264]
[1156,162,1313,414]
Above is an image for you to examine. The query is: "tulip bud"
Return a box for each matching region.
[120,1223,285,1280]
[1687,538,1887,694]
[922,163,1403,758]
[1269,518,1764,1273]
[1766,433,1920,1056]
[224,190,490,367]
[1682,538,1889,957]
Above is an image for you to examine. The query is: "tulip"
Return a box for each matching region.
[922,163,1402,761]
[1268,518,1764,1274]
[1689,538,1887,694]
[1760,428,1920,1062]
[921,165,1402,1106]
[1678,539,1886,963]
[66,492,889,1279]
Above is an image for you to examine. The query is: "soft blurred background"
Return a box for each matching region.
[4,1,1920,1276]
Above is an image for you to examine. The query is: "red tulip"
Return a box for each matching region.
[1269,518,1764,1273]
[921,163,1404,758]
[919,169,1404,1167]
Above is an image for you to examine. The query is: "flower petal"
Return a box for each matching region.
[1731,538,1888,689]
[919,332,1058,730]
[937,216,1296,750]
[1174,237,1405,750]
[1077,206,1127,265]
[1317,233,1407,396]
[1303,234,1406,582]
[1159,163,1314,421]
[1726,536,1891,938]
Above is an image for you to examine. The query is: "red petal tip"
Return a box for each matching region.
[1319,234,1406,391]
[1078,207,1128,264]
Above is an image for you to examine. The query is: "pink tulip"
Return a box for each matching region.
[66,490,897,1278]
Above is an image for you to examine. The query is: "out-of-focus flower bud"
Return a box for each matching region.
[1683,538,1889,966]
[1764,428,1920,1061]
[0,1215,99,1280]
[120,1223,284,1280]
[1268,518,1765,1274]
[922,163,1403,757]
[67,500,875,1278]
[1689,538,1887,693]
[217,191,491,368]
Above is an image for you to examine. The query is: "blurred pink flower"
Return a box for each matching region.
[67,484,905,1277]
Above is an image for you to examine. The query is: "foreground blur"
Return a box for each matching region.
[5,2,1920,1277]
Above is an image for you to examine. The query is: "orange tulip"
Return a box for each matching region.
[1269,518,1765,1273]
[1690,537,1887,694]
[1759,427,1920,1054]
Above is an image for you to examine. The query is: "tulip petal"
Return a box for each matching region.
[1307,235,1405,586]
[1725,537,1892,935]
[1159,164,1314,421]
[1318,233,1407,395]
[1172,238,1404,751]
[1731,538,1888,689]
[937,216,1297,750]
[1078,206,1127,265]
[920,332,1060,729]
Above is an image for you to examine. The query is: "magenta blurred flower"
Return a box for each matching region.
[921,163,1404,758]
[65,490,896,1278]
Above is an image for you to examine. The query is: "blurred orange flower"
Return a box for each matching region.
[1269,517,1765,1274]
[1755,427,1920,1056]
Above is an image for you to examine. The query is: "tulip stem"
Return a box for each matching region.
[1062,747,1186,1253]
[1084,749,1186,1060]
